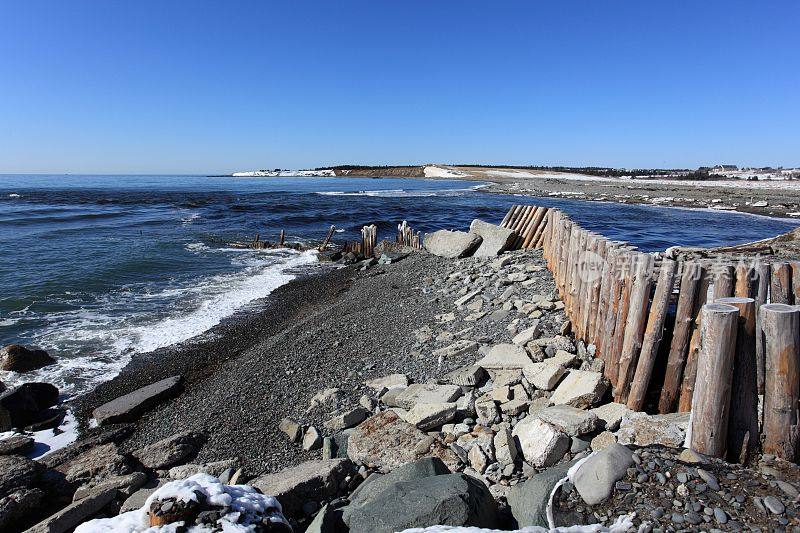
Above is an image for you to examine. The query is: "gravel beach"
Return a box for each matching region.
[75,249,559,477]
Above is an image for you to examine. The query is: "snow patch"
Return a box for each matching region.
[424,166,469,179]
[0,411,79,459]
[74,474,289,533]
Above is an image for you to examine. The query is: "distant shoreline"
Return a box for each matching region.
[217,165,800,220]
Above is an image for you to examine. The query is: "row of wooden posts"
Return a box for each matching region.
[502,204,800,463]
[345,221,425,256]
[499,205,550,249]
[397,220,424,249]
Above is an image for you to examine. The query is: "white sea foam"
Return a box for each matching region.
[316,188,467,198]
[181,212,201,224]
[2,249,318,396]
[185,242,211,252]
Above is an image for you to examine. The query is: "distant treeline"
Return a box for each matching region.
[451,164,715,180]
[318,164,717,181]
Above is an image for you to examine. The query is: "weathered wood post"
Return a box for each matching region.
[628,259,677,411]
[615,253,655,403]
[716,296,758,464]
[792,261,800,304]
[608,251,635,386]
[659,261,702,413]
[585,238,607,342]
[678,265,712,412]
[755,262,770,394]
[689,303,739,458]
[500,206,517,227]
[771,262,791,304]
[319,225,335,251]
[761,303,800,461]
[735,264,755,299]
[712,264,736,300]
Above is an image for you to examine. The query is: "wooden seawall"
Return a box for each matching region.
[496,204,800,464]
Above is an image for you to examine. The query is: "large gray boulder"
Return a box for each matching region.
[0,344,55,373]
[394,383,462,409]
[0,455,43,498]
[572,443,634,505]
[469,219,517,257]
[0,487,44,531]
[347,411,459,471]
[92,375,183,426]
[475,344,532,371]
[424,230,482,259]
[132,431,202,470]
[616,411,689,447]
[345,473,499,533]
[536,405,600,437]
[549,370,607,408]
[343,457,450,525]
[508,461,573,528]
[0,383,59,431]
[250,458,355,516]
[54,443,134,484]
[512,417,569,467]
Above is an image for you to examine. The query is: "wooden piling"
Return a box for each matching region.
[712,264,736,300]
[716,296,759,464]
[755,262,770,395]
[771,262,791,304]
[689,303,739,458]
[500,206,517,227]
[792,261,800,305]
[318,226,334,251]
[530,208,549,248]
[628,259,677,411]
[659,261,704,413]
[585,238,607,342]
[576,233,599,340]
[761,303,800,461]
[608,251,635,387]
[615,253,655,403]
[735,263,755,299]
[678,265,712,412]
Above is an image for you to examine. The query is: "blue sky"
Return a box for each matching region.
[1,1,798,173]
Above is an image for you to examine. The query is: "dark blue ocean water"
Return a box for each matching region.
[1,174,797,397]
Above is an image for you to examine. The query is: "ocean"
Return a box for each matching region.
[1,174,797,399]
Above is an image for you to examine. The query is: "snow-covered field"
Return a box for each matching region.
[424,166,470,179]
[464,167,800,191]
[232,169,336,177]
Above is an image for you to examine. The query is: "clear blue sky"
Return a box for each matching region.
[1,1,798,173]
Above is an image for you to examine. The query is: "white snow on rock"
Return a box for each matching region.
[424,166,469,179]
[74,474,288,532]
